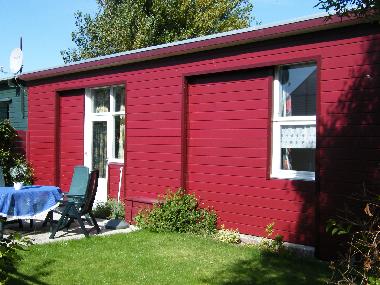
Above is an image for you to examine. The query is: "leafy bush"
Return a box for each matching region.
[93,199,125,220]
[134,188,217,235]
[327,185,380,285]
[108,199,125,220]
[0,120,33,185]
[259,222,285,254]
[214,225,241,244]
[0,233,32,285]
[93,201,112,219]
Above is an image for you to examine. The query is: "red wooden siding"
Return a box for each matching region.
[125,197,158,223]
[58,89,85,192]
[28,89,57,185]
[317,33,380,258]
[108,163,125,200]
[124,74,183,205]
[25,23,380,258]
[187,69,315,244]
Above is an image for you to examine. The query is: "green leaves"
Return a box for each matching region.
[326,187,380,284]
[134,188,217,235]
[259,222,285,254]
[61,0,254,63]
[214,225,240,244]
[326,219,352,236]
[0,120,16,151]
[0,233,32,284]
[93,199,125,219]
[0,120,34,186]
[315,0,380,19]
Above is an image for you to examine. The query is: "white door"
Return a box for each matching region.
[84,86,125,203]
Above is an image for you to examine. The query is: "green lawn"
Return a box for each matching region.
[9,231,329,285]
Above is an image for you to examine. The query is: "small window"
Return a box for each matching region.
[114,114,125,159]
[92,88,110,113]
[271,62,317,181]
[114,86,125,112]
[0,102,9,121]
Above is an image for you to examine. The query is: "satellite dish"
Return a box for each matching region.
[9,47,23,74]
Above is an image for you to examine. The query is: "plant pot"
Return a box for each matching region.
[13,182,23,190]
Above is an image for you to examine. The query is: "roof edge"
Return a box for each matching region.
[20,13,368,81]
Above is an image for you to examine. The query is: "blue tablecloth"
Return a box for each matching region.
[0,185,62,219]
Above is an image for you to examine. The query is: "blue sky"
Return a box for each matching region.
[0,0,322,76]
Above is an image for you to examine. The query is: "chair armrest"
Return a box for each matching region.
[62,193,84,197]
[61,195,85,204]
[63,193,85,198]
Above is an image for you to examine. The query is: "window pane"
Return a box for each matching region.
[92,121,107,178]
[281,125,316,149]
[0,103,9,121]
[93,88,110,113]
[279,63,316,117]
[114,115,125,159]
[114,86,125,112]
[281,148,315,172]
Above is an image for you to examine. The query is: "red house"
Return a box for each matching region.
[20,14,380,259]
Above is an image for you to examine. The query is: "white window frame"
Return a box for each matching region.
[271,64,316,181]
[84,85,125,168]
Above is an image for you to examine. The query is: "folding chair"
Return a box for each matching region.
[49,169,100,239]
[43,166,89,226]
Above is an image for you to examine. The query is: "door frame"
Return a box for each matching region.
[84,86,126,202]
[84,88,112,202]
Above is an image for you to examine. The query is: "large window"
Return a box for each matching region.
[271,62,317,181]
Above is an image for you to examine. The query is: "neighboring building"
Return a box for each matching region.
[20,14,380,259]
[0,77,28,154]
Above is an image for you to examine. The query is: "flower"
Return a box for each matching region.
[10,164,28,182]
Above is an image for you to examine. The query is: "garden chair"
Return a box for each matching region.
[43,165,90,226]
[64,165,90,199]
[0,166,5,187]
[49,169,101,239]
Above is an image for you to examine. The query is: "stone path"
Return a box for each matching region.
[3,214,138,244]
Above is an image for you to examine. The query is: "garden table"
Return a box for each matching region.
[0,185,62,238]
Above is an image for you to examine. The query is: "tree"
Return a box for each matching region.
[315,0,380,18]
[61,0,254,63]
[0,120,33,185]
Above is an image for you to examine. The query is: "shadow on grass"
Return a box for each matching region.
[7,259,55,285]
[202,251,328,285]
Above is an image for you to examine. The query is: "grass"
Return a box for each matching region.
[9,230,329,285]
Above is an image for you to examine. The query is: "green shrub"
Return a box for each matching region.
[108,199,125,220]
[259,222,285,254]
[134,188,217,235]
[93,199,125,220]
[327,185,380,285]
[0,233,32,285]
[214,225,241,244]
[93,201,112,219]
[0,120,34,186]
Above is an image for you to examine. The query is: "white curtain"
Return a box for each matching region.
[280,125,316,170]
[281,125,316,149]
